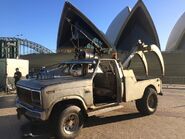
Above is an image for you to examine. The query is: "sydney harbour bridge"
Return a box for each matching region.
[0,37,53,58]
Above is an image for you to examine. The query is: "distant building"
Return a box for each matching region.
[0,40,18,58]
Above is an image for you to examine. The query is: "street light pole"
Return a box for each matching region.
[5,43,8,93]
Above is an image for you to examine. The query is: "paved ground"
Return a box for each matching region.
[0,87,185,139]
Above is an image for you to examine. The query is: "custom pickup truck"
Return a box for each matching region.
[16,42,164,139]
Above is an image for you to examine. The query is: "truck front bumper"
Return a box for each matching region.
[16,100,47,121]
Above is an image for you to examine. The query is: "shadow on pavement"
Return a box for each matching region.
[21,121,55,139]
[85,112,144,128]
[0,114,54,139]
[0,115,26,139]
[19,112,143,139]
[0,95,16,109]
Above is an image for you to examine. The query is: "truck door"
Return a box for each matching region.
[93,59,122,104]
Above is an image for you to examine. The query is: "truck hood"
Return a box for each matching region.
[17,76,90,90]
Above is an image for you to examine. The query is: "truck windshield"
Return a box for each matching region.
[39,62,96,79]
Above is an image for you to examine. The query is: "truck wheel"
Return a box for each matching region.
[135,88,158,115]
[57,105,84,139]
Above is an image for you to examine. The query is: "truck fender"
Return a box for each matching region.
[48,96,88,119]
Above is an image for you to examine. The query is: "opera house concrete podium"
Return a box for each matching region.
[163,12,185,83]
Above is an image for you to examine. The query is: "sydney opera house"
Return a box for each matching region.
[162,11,185,83]
[21,1,185,84]
[57,1,160,53]
[56,0,185,83]
[56,1,162,76]
[1,0,185,91]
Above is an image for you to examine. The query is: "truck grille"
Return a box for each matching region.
[17,87,32,105]
[17,87,41,106]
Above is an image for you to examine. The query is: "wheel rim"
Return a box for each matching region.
[63,113,79,135]
[148,93,157,111]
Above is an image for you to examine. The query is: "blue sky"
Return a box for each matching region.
[0,0,184,51]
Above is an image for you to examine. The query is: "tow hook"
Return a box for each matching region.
[16,108,25,120]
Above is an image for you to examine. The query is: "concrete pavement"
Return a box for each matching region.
[0,88,184,139]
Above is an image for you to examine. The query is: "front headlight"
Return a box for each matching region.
[31,91,42,107]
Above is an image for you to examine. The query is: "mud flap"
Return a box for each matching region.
[16,108,25,120]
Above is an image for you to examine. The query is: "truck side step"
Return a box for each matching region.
[88,105,123,117]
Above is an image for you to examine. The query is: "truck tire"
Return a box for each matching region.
[135,88,158,115]
[57,105,84,139]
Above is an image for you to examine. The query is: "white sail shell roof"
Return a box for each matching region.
[166,12,185,51]
[106,7,131,45]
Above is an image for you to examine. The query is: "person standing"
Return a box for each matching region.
[14,68,22,86]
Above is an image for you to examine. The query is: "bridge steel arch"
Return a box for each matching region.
[0,37,53,54]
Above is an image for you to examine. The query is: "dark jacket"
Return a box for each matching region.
[14,71,22,85]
